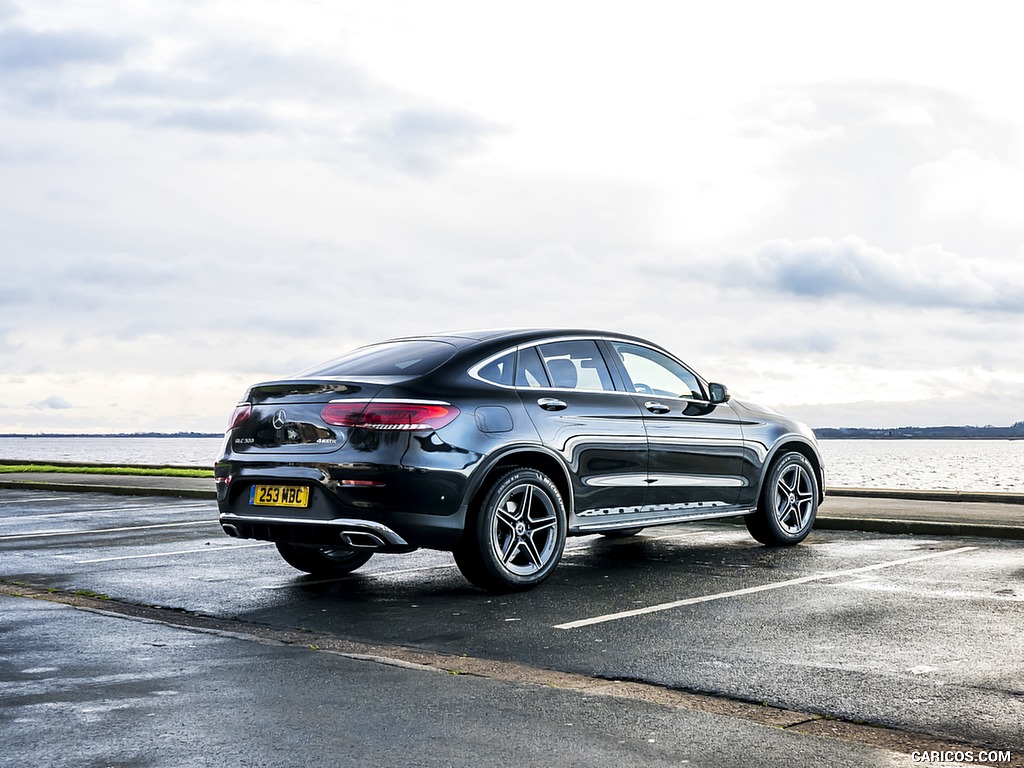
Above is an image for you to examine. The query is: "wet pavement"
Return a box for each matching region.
[3,596,922,768]
[2,487,1023,765]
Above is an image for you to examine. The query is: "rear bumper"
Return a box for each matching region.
[219,512,414,552]
[215,454,475,551]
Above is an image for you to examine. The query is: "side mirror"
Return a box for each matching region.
[708,383,730,404]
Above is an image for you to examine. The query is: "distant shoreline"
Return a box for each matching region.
[815,424,1024,440]
[0,433,222,439]
[2,427,1023,441]
[820,435,1023,440]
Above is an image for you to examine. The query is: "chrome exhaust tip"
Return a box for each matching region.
[340,530,387,549]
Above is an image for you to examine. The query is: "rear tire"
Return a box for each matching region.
[454,467,566,592]
[275,542,374,576]
[745,451,819,546]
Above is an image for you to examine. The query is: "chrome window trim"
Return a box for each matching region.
[605,338,710,402]
[467,335,710,400]
[467,348,518,388]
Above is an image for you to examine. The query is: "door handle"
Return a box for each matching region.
[537,397,568,412]
[644,401,670,414]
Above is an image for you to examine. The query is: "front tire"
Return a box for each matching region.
[745,452,819,546]
[275,542,374,576]
[454,467,567,592]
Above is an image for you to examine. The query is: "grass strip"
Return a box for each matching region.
[0,464,213,478]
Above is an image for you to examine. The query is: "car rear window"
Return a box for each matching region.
[295,340,458,377]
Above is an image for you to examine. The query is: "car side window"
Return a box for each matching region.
[612,342,703,399]
[515,346,550,388]
[476,351,515,386]
[536,340,616,392]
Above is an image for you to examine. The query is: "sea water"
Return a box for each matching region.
[1,436,1022,492]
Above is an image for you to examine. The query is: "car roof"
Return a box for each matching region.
[388,328,651,349]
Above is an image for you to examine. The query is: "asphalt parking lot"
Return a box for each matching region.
[2,488,1022,766]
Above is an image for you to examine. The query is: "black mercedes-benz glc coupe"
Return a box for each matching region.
[215,328,824,591]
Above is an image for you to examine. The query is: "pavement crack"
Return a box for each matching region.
[782,716,826,729]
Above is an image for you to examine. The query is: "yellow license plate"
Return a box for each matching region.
[249,485,310,508]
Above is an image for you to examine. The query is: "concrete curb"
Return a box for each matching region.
[812,516,1024,540]
[0,479,215,500]
[715,515,1024,541]
[829,487,1024,505]
[0,459,211,471]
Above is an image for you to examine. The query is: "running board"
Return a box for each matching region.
[572,508,754,533]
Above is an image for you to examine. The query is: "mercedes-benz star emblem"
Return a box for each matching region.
[272,409,287,429]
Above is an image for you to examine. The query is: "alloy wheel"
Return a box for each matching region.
[772,462,816,535]
[488,481,560,577]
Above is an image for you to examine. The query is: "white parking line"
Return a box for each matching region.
[0,496,75,505]
[643,530,715,542]
[78,542,272,563]
[260,578,346,589]
[375,562,459,577]
[0,520,218,540]
[0,502,212,524]
[554,546,980,630]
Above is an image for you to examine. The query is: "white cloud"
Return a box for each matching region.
[731,237,1024,312]
[737,81,1024,258]
[0,25,131,71]
[911,148,1024,228]
[30,395,72,410]
[2,1,1024,433]
[868,105,936,128]
[0,13,503,180]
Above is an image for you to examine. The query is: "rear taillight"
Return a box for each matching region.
[228,404,251,430]
[321,401,460,431]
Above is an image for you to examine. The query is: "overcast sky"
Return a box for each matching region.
[3,0,1023,434]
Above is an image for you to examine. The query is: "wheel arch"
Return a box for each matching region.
[756,438,825,505]
[465,446,574,520]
